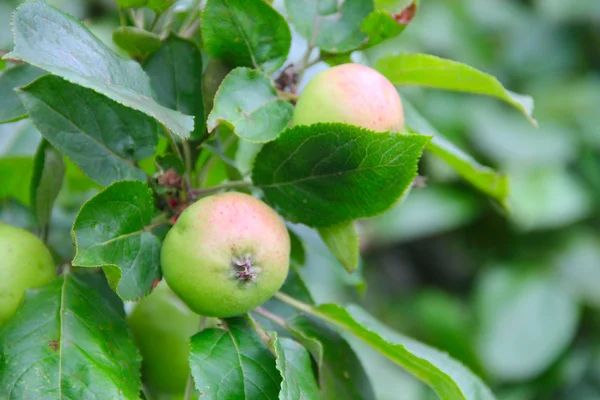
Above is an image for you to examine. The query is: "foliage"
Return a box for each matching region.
[1,0,592,399]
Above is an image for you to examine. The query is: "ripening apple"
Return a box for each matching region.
[127,281,199,395]
[161,192,290,317]
[0,223,56,325]
[293,63,405,132]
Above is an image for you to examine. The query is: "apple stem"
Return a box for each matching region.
[254,307,288,329]
[274,292,314,315]
[247,314,274,353]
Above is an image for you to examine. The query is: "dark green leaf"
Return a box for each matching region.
[0,157,34,205]
[0,64,45,124]
[288,315,376,400]
[202,0,291,72]
[207,67,293,143]
[305,303,496,400]
[30,140,65,234]
[156,153,185,174]
[112,27,162,57]
[252,123,429,227]
[116,0,147,8]
[146,0,174,13]
[144,34,205,139]
[6,0,194,138]
[72,181,162,301]
[403,99,510,206]
[475,267,579,382]
[0,274,141,399]
[320,51,353,67]
[318,221,360,273]
[376,53,536,125]
[273,333,321,400]
[18,75,158,186]
[189,317,281,399]
[361,11,405,47]
[285,0,373,53]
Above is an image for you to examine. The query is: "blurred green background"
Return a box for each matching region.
[357,1,600,399]
[1,0,600,399]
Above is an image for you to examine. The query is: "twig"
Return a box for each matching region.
[274,292,315,315]
[118,9,127,27]
[160,124,189,194]
[254,307,288,329]
[196,134,236,186]
[181,19,201,38]
[247,314,274,353]
[179,0,201,36]
[296,43,316,83]
[182,140,193,189]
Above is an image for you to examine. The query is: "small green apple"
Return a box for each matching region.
[128,281,199,395]
[293,63,405,131]
[0,223,56,325]
[161,192,290,317]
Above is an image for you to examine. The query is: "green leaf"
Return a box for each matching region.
[376,53,536,125]
[146,0,174,13]
[144,34,205,139]
[30,140,65,234]
[288,315,376,400]
[0,157,34,205]
[320,51,353,67]
[6,0,194,138]
[475,267,579,382]
[18,75,158,186]
[285,0,373,53]
[72,180,162,301]
[0,64,45,124]
[207,67,294,143]
[361,11,405,47]
[156,153,185,174]
[273,333,323,400]
[403,99,510,206]
[189,317,281,398]
[252,123,429,227]
[0,274,141,399]
[116,0,147,8]
[318,221,360,273]
[301,302,496,400]
[202,0,291,72]
[112,26,162,57]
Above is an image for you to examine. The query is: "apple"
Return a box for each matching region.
[293,63,405,132]
[0,223,56,325]
[161,192,290,317]
[128,281,199,395]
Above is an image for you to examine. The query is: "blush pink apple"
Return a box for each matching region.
[161,192,290,317]
[293,63,405,132]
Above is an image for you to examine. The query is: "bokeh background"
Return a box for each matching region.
[1,0,600,399]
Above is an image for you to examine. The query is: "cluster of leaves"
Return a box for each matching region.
[0,0,536,399]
